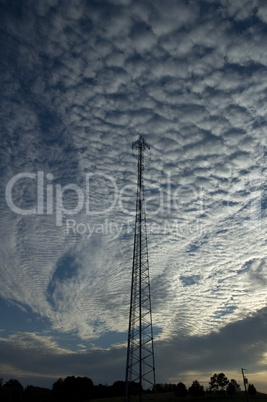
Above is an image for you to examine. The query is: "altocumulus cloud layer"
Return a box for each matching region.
[0,0,267,390]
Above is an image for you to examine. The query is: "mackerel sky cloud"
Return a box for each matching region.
[0,0,267,392]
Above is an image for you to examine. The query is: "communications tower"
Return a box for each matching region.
[125,136,156,402]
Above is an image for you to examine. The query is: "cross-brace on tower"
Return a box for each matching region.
[125,136,156,402]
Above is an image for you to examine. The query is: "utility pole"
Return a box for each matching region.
[125,136,156,402]
[241,368,249,402]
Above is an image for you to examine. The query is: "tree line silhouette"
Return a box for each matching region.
[0,372,258,402]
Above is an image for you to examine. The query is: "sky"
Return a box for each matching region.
[0,0,267,393]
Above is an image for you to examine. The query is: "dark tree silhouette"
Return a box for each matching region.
[51,376,94,402]
[153,383,176,393]
[2,379,23,401]
[111,380,125,396]
[0,378,3,401]
[0,373,262,401]
[51,377,65,402]
[153,384,164,393]
[209,373,229,391]
[188,380,205,398]
[226,382,236,395]
[163,383,176,393]
[93,383,110,398]
[175,382,187,399]
[248,384,257,396]
[23,385,51,402]
[227,379,240,395]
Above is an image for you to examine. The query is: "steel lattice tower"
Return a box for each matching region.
[125,136,156,402]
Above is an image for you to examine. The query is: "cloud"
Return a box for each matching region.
[150,0,199,36]
[0,331,125,387]
[0,0,267,390]
[0,308,266,390]
[156,307,267,388]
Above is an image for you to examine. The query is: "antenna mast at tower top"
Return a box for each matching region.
[132,135,150,158]
[125,135,156,402]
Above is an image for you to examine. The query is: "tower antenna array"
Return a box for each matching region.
[125,136,156,402]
